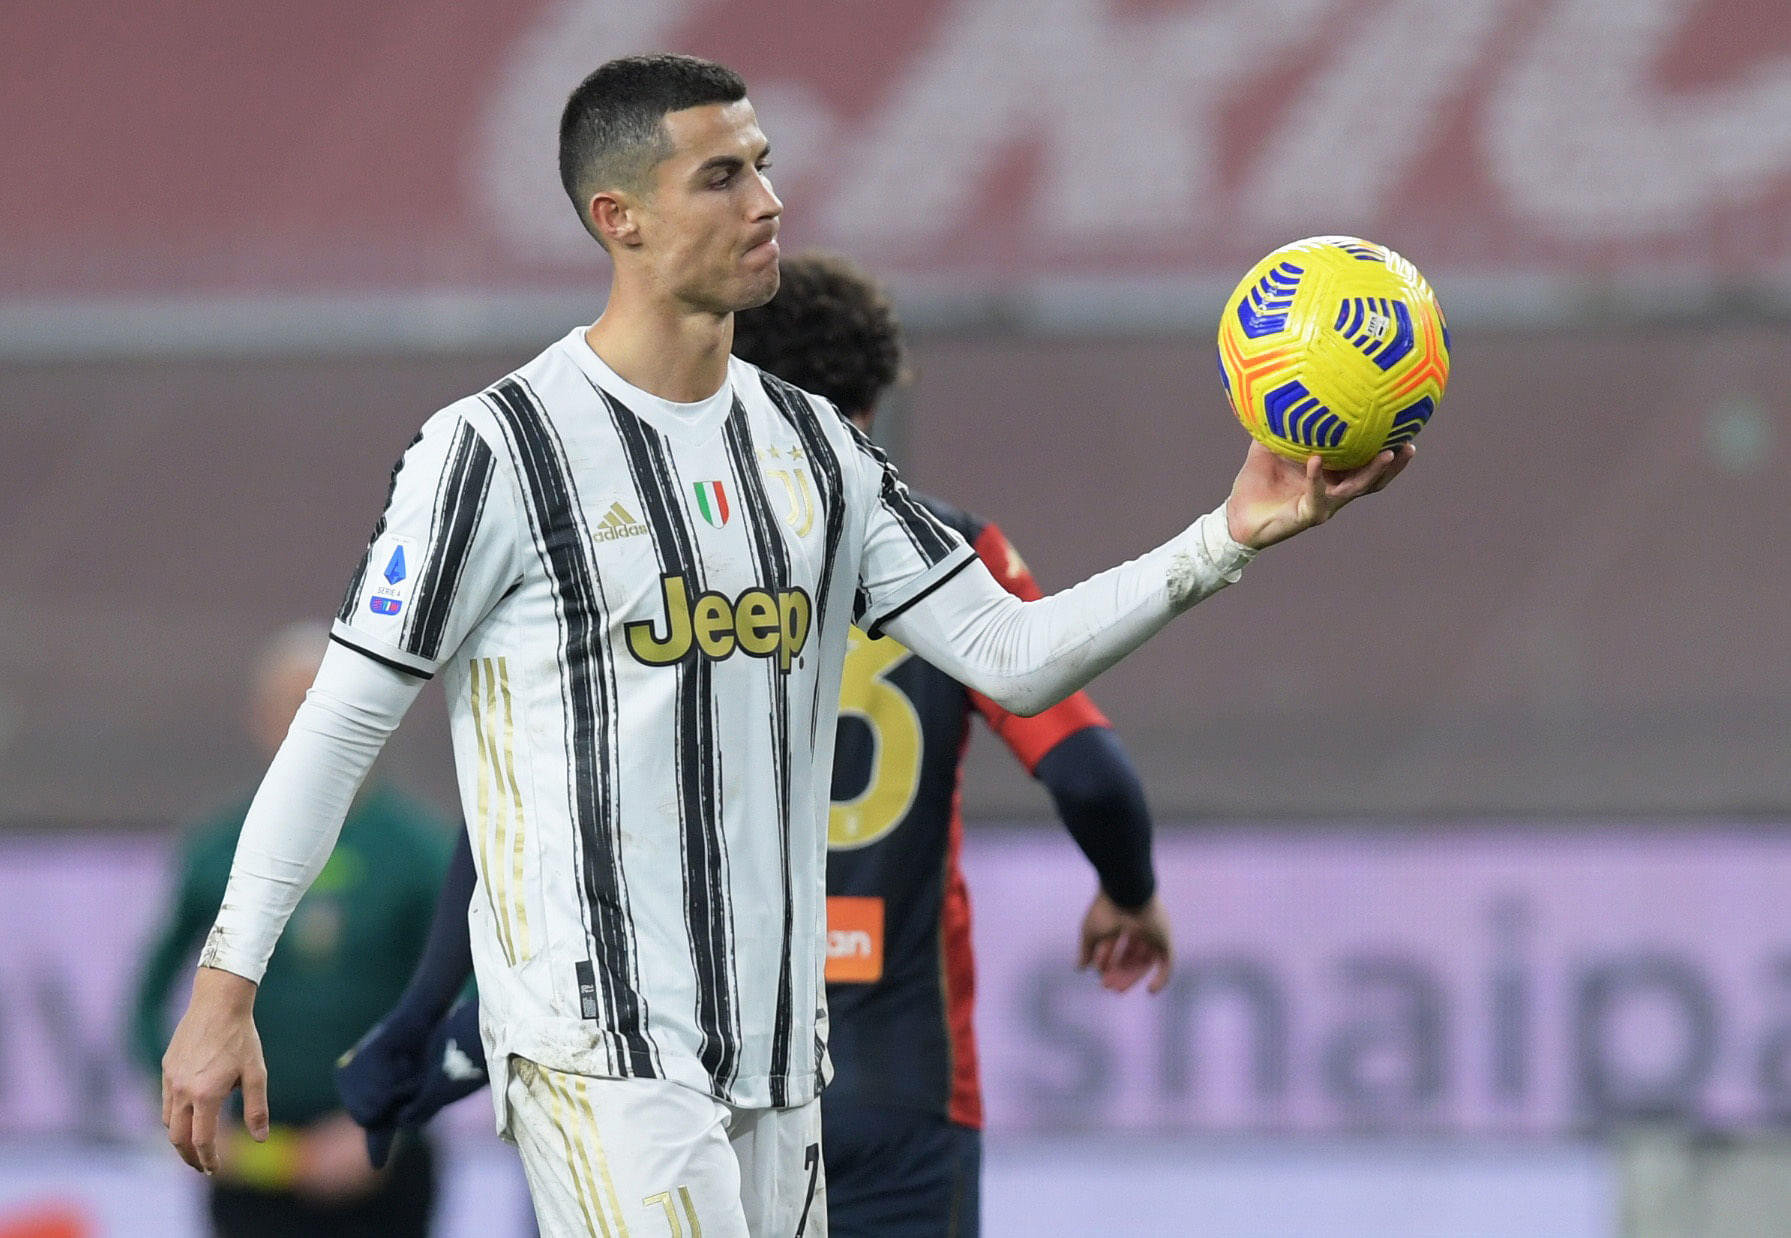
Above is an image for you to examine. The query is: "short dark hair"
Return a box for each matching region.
[732,253,907,416]
[558,54,747,239]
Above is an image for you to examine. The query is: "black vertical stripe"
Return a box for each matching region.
[484,379,658,1079]
[722,405,799,1103]
[867,453,957,560]
[760,373,855,736]
[759,375,847,634]
[398,421,463,653]
[594,383,742,1095]
[338,429,424,623]
[406,423,495,662]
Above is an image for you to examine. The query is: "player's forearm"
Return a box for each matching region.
[199,643,423,982]
[388,833,479,1037]
[1035,726,1157,909]
[885,506,1254,716]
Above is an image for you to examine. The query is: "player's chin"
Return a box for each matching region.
[733,258,781,311]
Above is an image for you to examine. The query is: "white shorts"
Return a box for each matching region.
[504,1058,827,1238]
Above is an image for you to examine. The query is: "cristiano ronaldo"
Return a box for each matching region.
[161,53,1412,1238]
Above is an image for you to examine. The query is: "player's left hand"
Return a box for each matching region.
[1225,442,1414,550]
[1077,891,1174,994]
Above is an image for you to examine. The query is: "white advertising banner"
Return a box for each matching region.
[2,825,1788,1142]
[966,823,1791,1136]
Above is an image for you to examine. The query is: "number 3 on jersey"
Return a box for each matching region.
[829,627,922,849]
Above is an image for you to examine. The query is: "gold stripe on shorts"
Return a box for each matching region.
[541,1065,616,1237]
[568,1072,631,1235]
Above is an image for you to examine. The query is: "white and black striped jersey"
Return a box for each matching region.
[331,328,975,1112]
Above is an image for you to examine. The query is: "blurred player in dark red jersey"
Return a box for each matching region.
[335,253,1174,1237]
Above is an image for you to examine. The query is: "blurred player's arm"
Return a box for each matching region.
[336,832,480,1167]
[388,998,488,1129]
[334,995,493,1169]
[966,522,1170,994]
[1037,730,1172,994]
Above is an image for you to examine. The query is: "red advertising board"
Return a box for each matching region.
[8,0,1791,300]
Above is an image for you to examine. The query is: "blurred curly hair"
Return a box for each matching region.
[732,252,907,416]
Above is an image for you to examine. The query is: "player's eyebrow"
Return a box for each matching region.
[695,155,744,178]
[693,142,771,179]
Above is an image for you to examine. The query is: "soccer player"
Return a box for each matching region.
[333,253,1176,1236]
[160,53,1411,1237]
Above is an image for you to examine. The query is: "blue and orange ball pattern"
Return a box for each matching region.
[1217,236,1450,470]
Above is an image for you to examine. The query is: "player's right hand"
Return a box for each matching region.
[1224,441,1414,549]
[162,966,267,1174]
[1078,891,1174,994]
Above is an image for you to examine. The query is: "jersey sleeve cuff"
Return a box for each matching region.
[860,543,979,640]
[330,621,437,679]
[1193,506,1256,583]
[197,923,268,985]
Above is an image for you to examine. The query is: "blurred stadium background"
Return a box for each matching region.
[6,1,1791,1234]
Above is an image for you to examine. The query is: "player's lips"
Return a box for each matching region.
[744,229,780,261]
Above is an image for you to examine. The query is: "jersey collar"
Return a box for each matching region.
[562,326,736,442]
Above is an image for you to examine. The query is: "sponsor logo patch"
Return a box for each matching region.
[626,573,811,671]
[825,896,884,983]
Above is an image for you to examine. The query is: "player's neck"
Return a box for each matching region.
[585,290,732,404]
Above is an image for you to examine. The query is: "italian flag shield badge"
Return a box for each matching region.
[692,480,731,528]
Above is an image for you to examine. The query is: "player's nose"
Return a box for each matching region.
[749,168,782,221]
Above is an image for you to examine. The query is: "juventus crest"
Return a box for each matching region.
[760,444,816,536]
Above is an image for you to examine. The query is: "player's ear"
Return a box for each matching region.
[590,190,644,250]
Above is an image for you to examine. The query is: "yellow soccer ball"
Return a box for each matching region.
[1216,236,1451,470]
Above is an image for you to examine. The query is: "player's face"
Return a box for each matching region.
[638,100,782,315]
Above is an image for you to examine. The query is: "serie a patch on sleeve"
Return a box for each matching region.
[363,533,419,628]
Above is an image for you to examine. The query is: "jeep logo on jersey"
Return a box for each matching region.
[625,574,811,671]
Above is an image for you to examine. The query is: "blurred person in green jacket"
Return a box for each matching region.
[130,621,452,1238]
